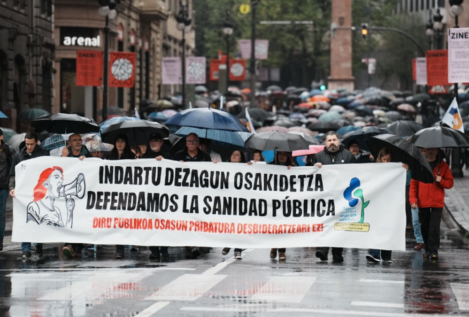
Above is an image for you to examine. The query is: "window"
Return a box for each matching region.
[410,0,413,12]
[41,0,52,16]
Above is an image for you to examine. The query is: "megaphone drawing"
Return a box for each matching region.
[58,173,85,199]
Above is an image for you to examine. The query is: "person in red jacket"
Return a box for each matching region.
[409,148,453,260]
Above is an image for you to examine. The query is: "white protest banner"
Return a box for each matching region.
[162,57,181,84]
[448,27,469,83]
[186,57,206,84]
[12,157,406,250]
[238,40,269,60]
[416,57,427,85]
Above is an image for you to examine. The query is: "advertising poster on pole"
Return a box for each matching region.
[415,57,427,86]
[109,52,136,88]
[76,51,103,87]
[426,50,449,86]
[448,27,469,83]
[186,57,206,84]
[162,57,182,85]
[412,58,416,81]
[229,59,246,81]
[210,59,223,81]
[238,40,269,60]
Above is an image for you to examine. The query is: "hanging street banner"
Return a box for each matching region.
[416,57,427,86]
[12,157,406,250]
[238,39,269,60]
[76,51,103,87]
[448,27,469,83]
[210,59,223,81]
[426,50,450,87]
[186,57,206,84]
[109,52,136,88]
[229,59,246,81]
[162,57,182,85]
[412,58,416,81]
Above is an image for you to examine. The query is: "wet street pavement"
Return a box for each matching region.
[0,209,468,317]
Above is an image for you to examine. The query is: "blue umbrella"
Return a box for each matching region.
[175,127,251,147]
[99,116,140,133]
[459,93,469,102]
[336,97,352,106]
[348,101,364,108]
[289,113,307,120]
[0,111,7,119]
[148,112,169,122]
[309,89,323,97]
[41,134,67,151]
[337,125,359,135]
[165,108,249,132]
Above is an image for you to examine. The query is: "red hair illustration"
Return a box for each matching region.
[33,166,64,202]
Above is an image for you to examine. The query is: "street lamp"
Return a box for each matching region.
[449,0,464,178]
[222,20,233,93]
[97,0,118,122]
[176,1,191,108]
[433,9,443,49]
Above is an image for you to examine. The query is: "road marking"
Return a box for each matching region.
[202,248,253,276]
[451,283,469,310]
[351,301,404,308]
[145,274,227,301]
[251,276,316,303]
[359,279,404,284]
[138,302,170,316]
[0,268,194,272]
[180,307,462,316]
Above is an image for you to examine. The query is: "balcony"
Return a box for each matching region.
[138,0,168,21]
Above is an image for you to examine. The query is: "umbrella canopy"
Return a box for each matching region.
[329,105,346,113]
[337,125,359,135]
[389,98,406,107]
[288,132,320,145]
[373,110,386,117]
[341,110,356,120]
[266,85,282,92]
[245,131,311,151]
[98,106,125,116]
[288,126,318,137]
[293,87,309,95]
[342,126,392,151]
[194,99,210,108]
[409,125,469,148]
[41,134,67,151]
[307,109,327,118]
[102,120,170,146]
[156,99,174,109]
[366,134,434,183]
[309,89,323,97]
[272,119,297,128]
[354,105,374,116]
[397,103,416,113]
[256,126,289,133]
[174,127,251,147]
[310,95,330,103]
[405,93,430,104]
[318,111,342,122]
[100,116,141,133]
[307,121,341,133]
[32,113,100,134]
[195,85,208,93]
[298,102,315,109]
[19,108,50,121]
[86,140,114,153]
[148,112,169,122]
[0,128,17,143]
[6,133,26,152]
[237,108,273,122]
[386,111,401,121]
[165,108,248,132]
[388,120,423,137]
[289,113,307,120]
[162,109,177,118]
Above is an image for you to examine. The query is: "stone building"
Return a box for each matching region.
[54,0,168,122]
[0,0,55,132]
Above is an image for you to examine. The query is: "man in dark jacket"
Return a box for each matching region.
[61,133,92,158]
[143,133,173,160]
[313,131,357,262]
[174,133,212,162]
[9,132,49,259]
[348,140,372,163]
[0,129,15,251]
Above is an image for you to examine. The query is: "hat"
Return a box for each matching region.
[348,140,359,147]
[149,133,163,141]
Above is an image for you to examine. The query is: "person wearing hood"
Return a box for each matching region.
[410,148,453,260]
[313,131,357,262]
[9,132,49,259]
[0,129,14,251]
[348,140,372,163]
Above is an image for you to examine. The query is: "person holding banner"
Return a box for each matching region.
[410,148,453,260]
[0,129,14,252]
[222,150,248,260]
[105,134,136,259]
[9,132,49,259]
[61,134,92,159]
[174,133,212,163]
[269,151,296,261]
[366,147,408,263]
[314,131,357,262]
[252,150,265,162]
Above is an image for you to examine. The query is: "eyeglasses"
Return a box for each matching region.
[186,140,199,144]
[70,139,82,142]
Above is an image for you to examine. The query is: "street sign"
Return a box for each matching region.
[76,50,103,87]
[239,4,250,14]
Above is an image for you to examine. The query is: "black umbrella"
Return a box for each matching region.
[245,131,310,152]
[409,125,469,148]
[32,113,100,134]
[272,119,297,128]
[307,121,340,133]
[237,108,273,122]
[366,134,434,183]
[266,85,282,92]
[342,126,392,151]
[388,120,423,137]
[102,120,170,146]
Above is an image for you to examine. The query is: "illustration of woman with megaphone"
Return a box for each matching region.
[27,166,86,228]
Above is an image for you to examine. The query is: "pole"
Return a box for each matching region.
[103,15,109,121]
[226,35,230,93]
[182,28,186,108]
[366,0,371,88]
[249,0,257,108]
[451,15,463,177]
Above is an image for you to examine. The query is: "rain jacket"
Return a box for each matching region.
[313,145,357,165]
[0,141,14,189]
[409,159,453,208]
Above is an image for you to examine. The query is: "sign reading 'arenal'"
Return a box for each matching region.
[12,157,406,250]
[63,35,100,47]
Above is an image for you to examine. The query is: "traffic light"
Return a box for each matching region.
[361,23,368,39]
[320,85,326,91]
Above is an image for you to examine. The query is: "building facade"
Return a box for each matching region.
[0,0,55,132]
[54,0,168,122]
